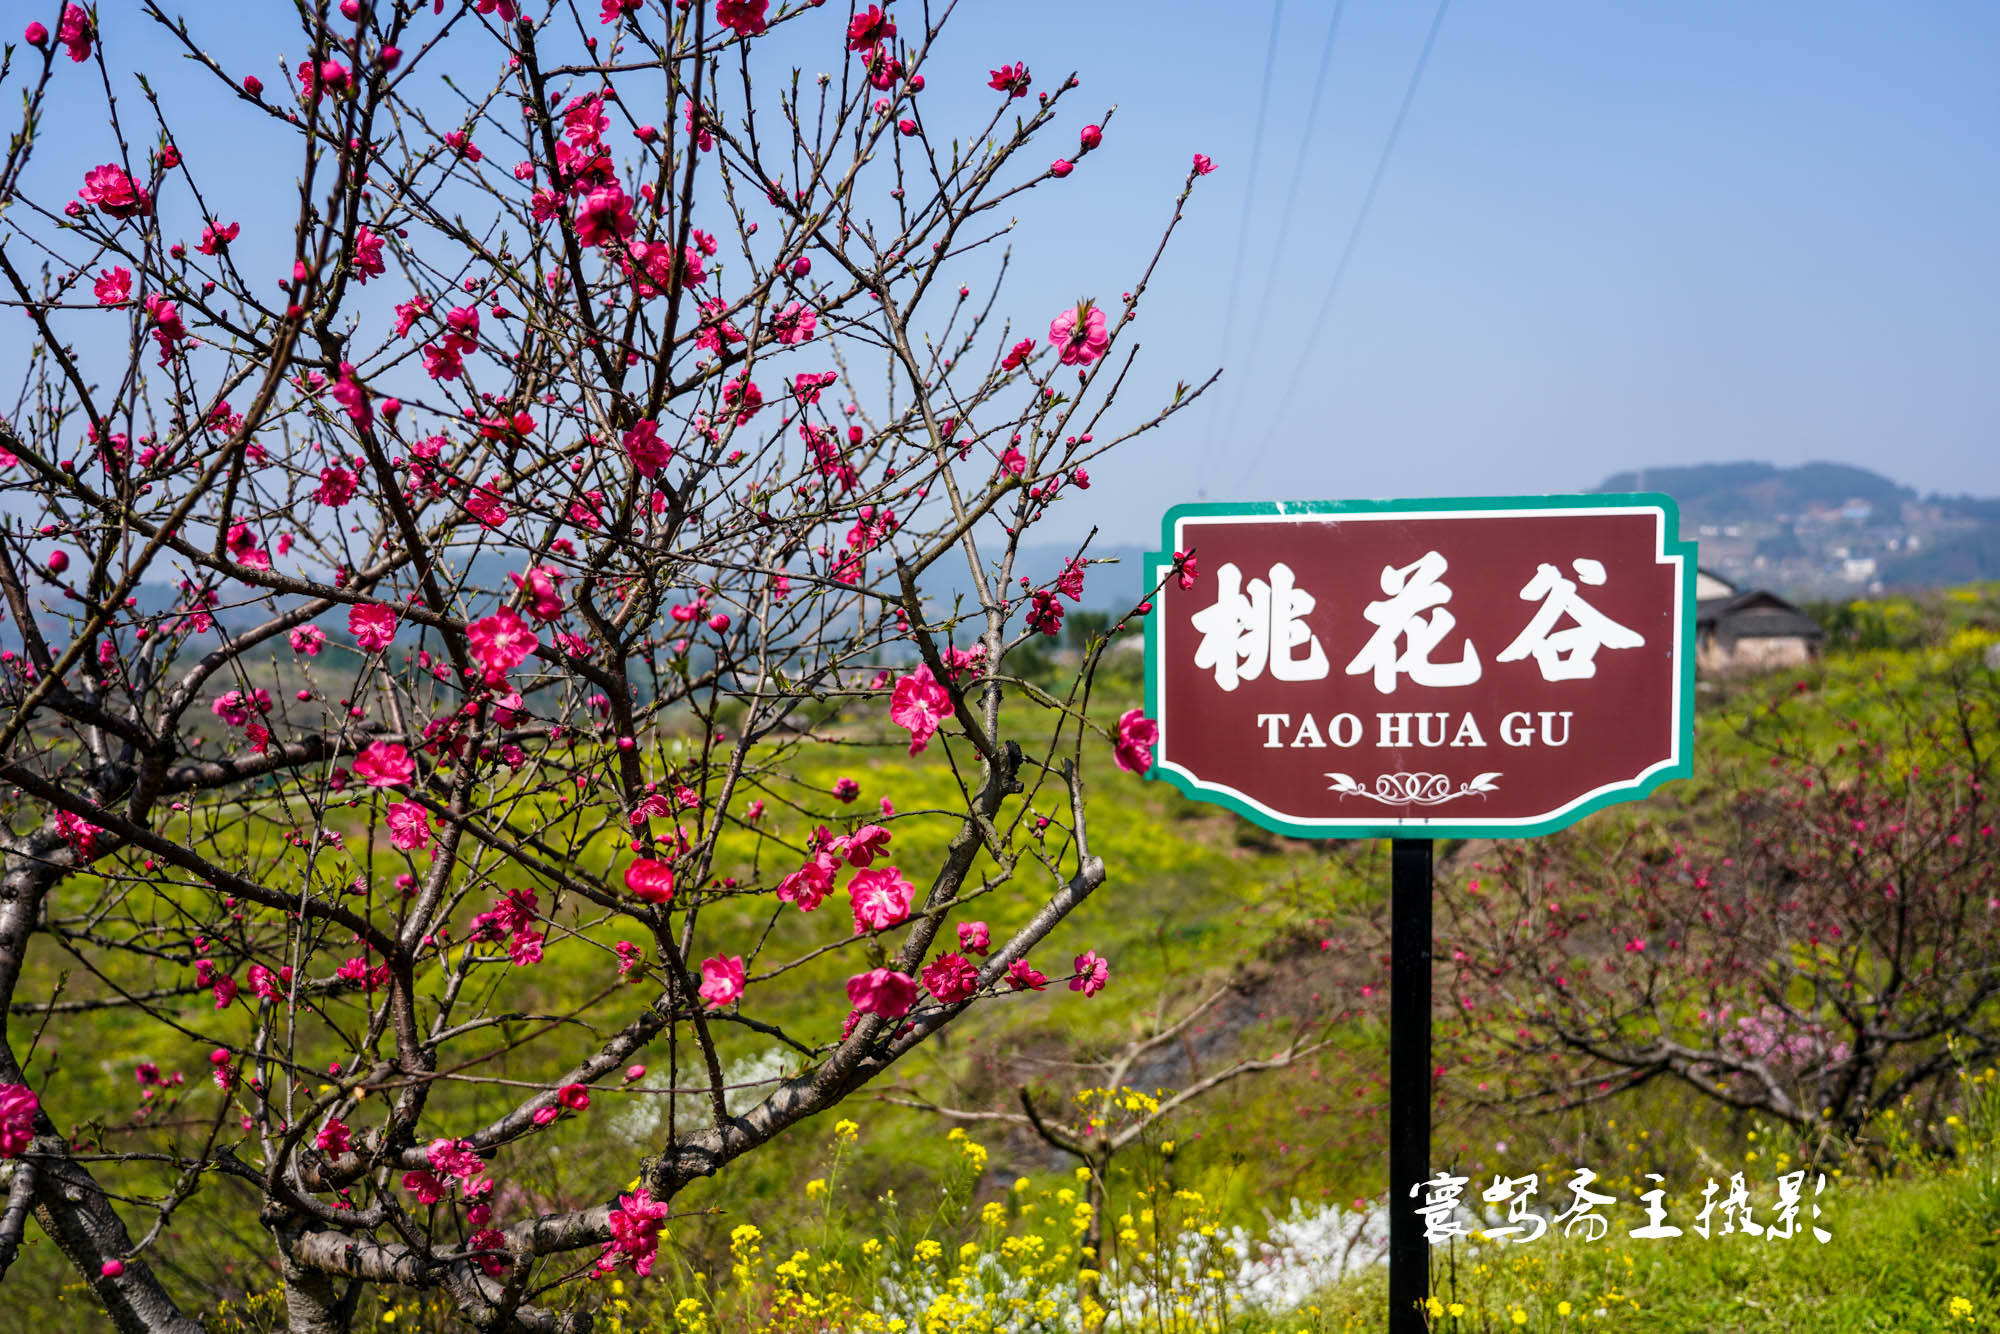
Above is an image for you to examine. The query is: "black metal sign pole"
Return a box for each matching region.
[1389,838,1434,1332]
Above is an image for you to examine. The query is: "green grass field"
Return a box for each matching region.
[9,584,2000,1330]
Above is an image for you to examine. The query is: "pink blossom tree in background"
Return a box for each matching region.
[1434,666,2000,1151]
[0,2,1209,1328]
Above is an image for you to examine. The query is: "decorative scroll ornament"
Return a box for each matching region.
[1325,771,1502,806]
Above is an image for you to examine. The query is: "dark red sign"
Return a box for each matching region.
[1142,495,1696,837]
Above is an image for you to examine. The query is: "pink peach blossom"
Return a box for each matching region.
[353,742,415,788]
[79,164,150,218]
[94,267,132,306]
[468,606,538,679]
[330,363,372,430]
[921,952,979,1003]
[715,0,769,37]
[772,301,817,344]
[509,566,565,620]
[596,1188,669,1276]
[889,663,951,754]
[348,603,397,651]
[574,184,635,247]
[386,802,432,851]
[699,955,745,1007]
[849,866,914,933]
[402,1169,448,1204]
[988,63,1030,97]
[0,1083,39,1157]
[846,968,918,1018]
[1049,300,1109,367]
[57,5,93,62]
[1070,948,1109,997]
[624,857,676,904]
[1113,709,1157,774]
[778,851,840,912]
[623,419,672,475]
[839,824,892,867]
[1006,959,1049,992]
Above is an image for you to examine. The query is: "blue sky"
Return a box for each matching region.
[15,1,1999,548]
[929,0,2000,540]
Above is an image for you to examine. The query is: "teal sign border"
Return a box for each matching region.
[1141,493,1698,839]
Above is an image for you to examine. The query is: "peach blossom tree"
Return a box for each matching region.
[1434,664,2000,1146]
[0,2,1210,1329]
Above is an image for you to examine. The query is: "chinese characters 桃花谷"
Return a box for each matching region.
[1190,560,1331,691]
[1345,551,1483,694]
[1496,558,1646,681]
[1191,551,1647,694]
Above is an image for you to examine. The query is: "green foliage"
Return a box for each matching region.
[1803,582,2000,657]
[22,586,2000,1329]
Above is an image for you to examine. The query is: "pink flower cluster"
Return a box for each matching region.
[353,742,416,788]
[193,957,239,1009]
[510,566,566,620]
[596,1187,669,1275]
[890,664,951,754]
[533,1083,591,1127]
[54,809,103,860]
[921,952,979,1003]
[777,831,843,912]
[247,962,292,1000]
[468,889,544,968]
[1113,709,1157,774]
[78,163,150,218]
[0,1083,39,1158]
[404,1135,494,1207]
[623,419,672,475]
[1721,1004,1852,1071]
[846,967,918,1019]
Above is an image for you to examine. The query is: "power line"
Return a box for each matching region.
[1219,0,1349,433]
[1209,0,1288,388]
[1241,0,1454,485]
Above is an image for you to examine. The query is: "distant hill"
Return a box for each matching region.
[1591,460,1997,595]
[1593,461,1913,523]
